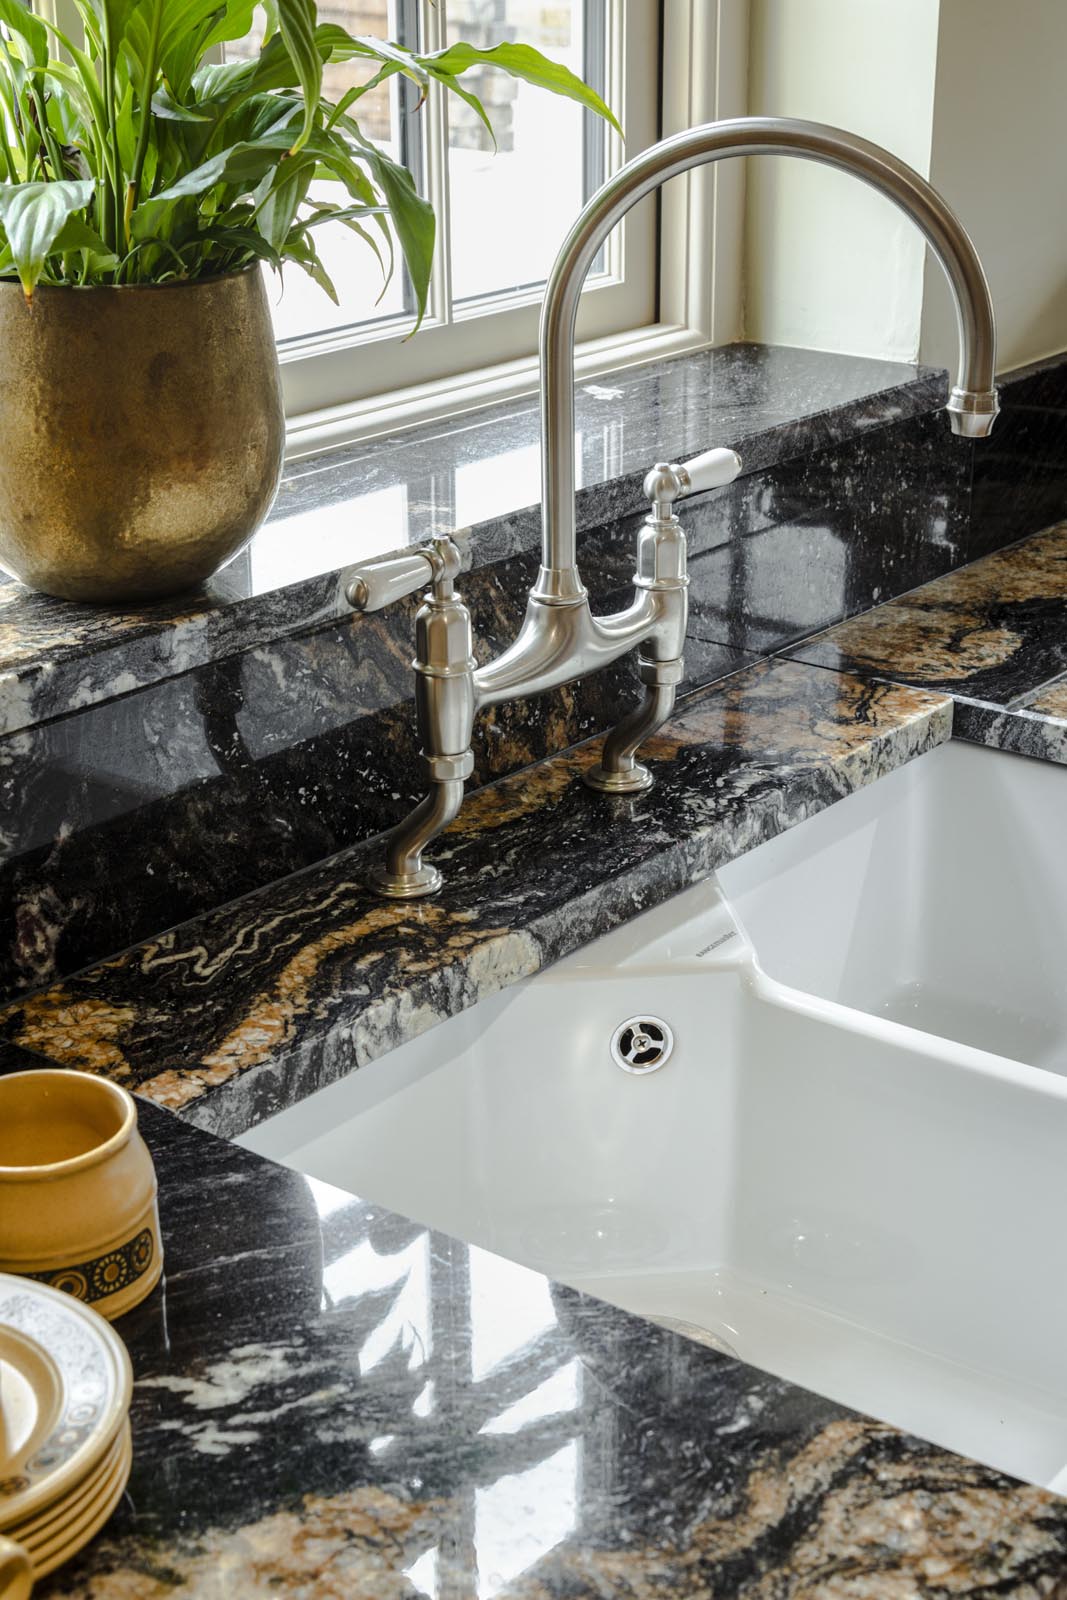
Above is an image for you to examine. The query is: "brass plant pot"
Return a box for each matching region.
[0,267,285,604]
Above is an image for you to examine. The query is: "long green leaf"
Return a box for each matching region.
[422,66,494,145]
[285,225,336,301]
[360,142,433,325]
[151,83,213,121]
[275,0,319,152]
[252,157,311,251]
[0,0,47,69]
[125,0,226,97]
[420,40,621,136]
[129,125,293,235]
[52,211,119,272]
[0,177,93,292]
[199,0,255,53]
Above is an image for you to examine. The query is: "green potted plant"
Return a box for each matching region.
[0,0,617,603]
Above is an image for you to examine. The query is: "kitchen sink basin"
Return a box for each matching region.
[242,741,1067,1488]
[720,738,1067,1071]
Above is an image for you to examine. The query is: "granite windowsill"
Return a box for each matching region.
[0,342,946,737]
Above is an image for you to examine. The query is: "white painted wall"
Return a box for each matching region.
[744,0,941,363]
[920,0,1067,374]
[743,0,1067,374]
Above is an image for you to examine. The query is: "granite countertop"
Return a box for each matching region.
[0,656,951,1137]
[784,518,1067,762]
[0,343,945,737]
[1,1062,1060,1599]
[8,514,1067,1587]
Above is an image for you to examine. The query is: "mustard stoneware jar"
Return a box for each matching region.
[0,1069,162,1318]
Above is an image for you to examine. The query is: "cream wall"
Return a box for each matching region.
[742,0,1067,374]
[920,0,1067,374]
[744,0,940,363]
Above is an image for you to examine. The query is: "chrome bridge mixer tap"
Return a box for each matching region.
[344,115,999,897]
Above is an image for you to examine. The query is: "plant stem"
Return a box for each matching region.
[0,93,17,182]
[98,23,123,260]
[27,75,66,180]
[123,0,162,267]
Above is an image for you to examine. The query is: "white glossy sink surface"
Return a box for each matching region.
[241,741,1067,1488]
[720,739,1067,1071]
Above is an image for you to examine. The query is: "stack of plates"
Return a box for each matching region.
[0,1273,133,1580]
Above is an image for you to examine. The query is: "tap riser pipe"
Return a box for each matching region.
[585,682,678,794]
[540,116,998,583]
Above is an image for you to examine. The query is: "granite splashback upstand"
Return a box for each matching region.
[1,657,952,1137]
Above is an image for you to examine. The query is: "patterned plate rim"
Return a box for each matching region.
[11,1418,128,1545]
[0,1274,132,1529]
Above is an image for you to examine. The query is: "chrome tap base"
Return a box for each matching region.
[368,863,444,899]
[584,762,654,794]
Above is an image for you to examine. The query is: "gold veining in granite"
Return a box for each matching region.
[802,605,1023,681]
[457,747,591,830]
[792,521,1067,691]
[501,1420,1067,1598]
[13,992,136,1075]
[1024,676,1067,720]
[47,1420,1067,1598]
[134,901,526,1106]
[932,520,1067,606]
[700,659,948,756]
[57,1485,440,1598]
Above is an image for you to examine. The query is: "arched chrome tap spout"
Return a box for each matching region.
[349,116,999,896]
[535,115,999,604]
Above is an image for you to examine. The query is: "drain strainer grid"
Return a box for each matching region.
[610,1015,674,1074]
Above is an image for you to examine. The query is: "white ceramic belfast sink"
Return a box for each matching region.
[241,741,1067,1488]
[719,738,1067,1072]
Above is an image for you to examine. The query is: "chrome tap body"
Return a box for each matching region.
[348,116,999,897]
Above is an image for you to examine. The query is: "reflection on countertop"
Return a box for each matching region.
[0,342,944,738]
[31,1098,1067,1598]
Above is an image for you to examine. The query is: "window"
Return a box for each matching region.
[33,0,747,445]
[246,0,664,437]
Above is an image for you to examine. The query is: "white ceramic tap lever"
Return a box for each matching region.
[643,447,743,521]
[677,447,743,496]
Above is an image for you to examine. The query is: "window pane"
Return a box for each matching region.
[225,1,420,344]
[447,0,608,304]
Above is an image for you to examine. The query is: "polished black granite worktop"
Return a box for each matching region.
[2,1074,1058,1597]
[0,343,946,737]
[2,349,1064,1587]
[0,657,951,1135]
[8,526,1067,1588]
[785,519,1067,764]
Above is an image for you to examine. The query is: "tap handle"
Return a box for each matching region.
[345,537,462,612]
[643,448,742,520]
[677,447,743,495]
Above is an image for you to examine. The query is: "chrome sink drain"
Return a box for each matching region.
[610,1015,674,1074]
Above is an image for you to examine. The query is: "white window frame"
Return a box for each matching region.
[285,0,750,455]
[39,0,750,453]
